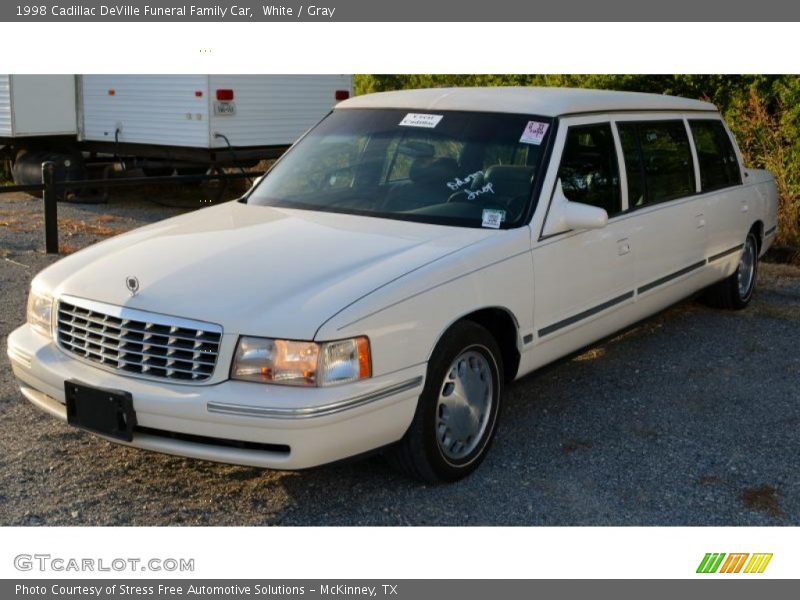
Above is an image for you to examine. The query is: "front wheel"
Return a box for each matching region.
[704,231,759,310]
[386,321,503,483]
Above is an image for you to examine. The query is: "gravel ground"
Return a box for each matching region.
[1,190,799,526]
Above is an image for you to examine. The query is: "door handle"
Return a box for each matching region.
[696,213,706,229]
[617,238,631,256]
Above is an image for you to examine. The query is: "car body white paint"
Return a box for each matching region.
[7,87,779,470]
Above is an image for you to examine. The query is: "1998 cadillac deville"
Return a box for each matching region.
[7,87,778,482]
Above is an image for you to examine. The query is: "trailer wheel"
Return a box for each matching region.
[142,166,174,177]
[12,149,86,199]
[176,166,208,176]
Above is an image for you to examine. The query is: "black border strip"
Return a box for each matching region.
[708,244,744,263]
[538,291,634,338]
[765,225,777,237]
[637,260,706,295]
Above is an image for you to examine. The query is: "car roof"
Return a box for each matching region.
[336,86,718,117]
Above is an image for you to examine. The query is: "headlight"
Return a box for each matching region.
[26,289,53,338]
[231,336,371,387]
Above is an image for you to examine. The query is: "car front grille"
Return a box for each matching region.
[56,298,222,382]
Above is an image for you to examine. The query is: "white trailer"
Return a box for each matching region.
[0,75,76,139]
[78,74,353,155]
[1,74,354,185]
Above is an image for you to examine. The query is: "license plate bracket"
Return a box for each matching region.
[213,100,236,115]
[65,380,137,442]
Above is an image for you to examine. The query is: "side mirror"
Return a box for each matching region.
[542,179,609,237]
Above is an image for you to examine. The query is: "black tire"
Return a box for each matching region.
[704,231,759,310]
[176,166,209,176]
[12,148,86,199]
[386,320,503,483]
[142,166,174,177]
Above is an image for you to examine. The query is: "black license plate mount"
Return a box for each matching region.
[65,380,137,442]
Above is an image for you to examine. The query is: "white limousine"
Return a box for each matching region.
[7,87,778,482]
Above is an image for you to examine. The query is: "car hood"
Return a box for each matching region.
[38,201,494,340]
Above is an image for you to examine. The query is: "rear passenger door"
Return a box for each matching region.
[687,118,747,262]
[532,117,635,344]
[615,118,708,298]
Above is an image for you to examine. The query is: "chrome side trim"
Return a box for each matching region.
[207,376,424,420]
[708,244,744,263]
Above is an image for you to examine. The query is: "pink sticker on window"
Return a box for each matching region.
[520,121,549,145]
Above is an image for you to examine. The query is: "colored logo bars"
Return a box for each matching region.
[696,553,773,574]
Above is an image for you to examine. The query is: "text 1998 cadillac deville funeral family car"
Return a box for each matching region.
[7,87,778,482]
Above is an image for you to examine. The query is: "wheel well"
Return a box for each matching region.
[460,308,520,383]
[750,220,764,253]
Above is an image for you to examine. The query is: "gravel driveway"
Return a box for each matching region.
[1,190,798,526]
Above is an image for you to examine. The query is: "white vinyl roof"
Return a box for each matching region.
[337,86,717,117]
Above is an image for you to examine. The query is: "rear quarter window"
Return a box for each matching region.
[689,119,742,192]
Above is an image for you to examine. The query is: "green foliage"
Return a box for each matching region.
[0,159,12,185]
[354,75,800,246]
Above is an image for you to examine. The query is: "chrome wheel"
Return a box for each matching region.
[738,236,756,299]
[436,349,494,462]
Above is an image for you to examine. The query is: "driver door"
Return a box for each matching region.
[532,117,636,349]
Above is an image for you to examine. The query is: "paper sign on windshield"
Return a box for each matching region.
[399,113,444,128]
[482,209,505,229]
[519,121,549,145]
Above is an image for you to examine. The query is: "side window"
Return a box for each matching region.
[617,123,645,208]
[617,120,696,206]
[556,123,622,216]
[689,119,742,191]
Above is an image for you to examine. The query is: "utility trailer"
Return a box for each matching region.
[1,74,353,188]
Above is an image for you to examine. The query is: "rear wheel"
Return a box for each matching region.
[142,166,174,177]
[386,320,503,483]
[704,231,759,310]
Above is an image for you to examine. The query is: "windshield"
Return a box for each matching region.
[247,108,554,229]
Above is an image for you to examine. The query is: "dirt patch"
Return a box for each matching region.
[562,440,592,454]
[573,348,606,362]
[58,218,119,238]
[741,485,785,518]
[58,243,80,255]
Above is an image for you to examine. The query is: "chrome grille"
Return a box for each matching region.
[56,299,222,382]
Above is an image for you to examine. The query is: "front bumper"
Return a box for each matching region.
[7,324,425,470]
